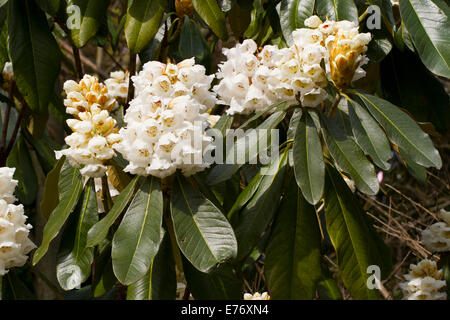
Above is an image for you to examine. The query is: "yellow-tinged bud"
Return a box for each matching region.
[175,0,194,17]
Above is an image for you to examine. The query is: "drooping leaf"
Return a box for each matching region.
[112,177,163,285]
[293,112,325,205]
[125,0,165,54]
[399,0,450,78]
[234,150,289,260]
[86,176,140,248]
[68,0,110,48]
[354,91,442,169]
[287,108,303,140]
[178,16,210,65]
[33,160,84,265]
[192,0,228,40]
[8,0,62,114]
[127,231,177,300]
[207,104,288,185]
[92,245,117,298]
[324,165,392,299]
[316,0,358,22]
[228,2,252,38]
[347,99,392,170]
[279,0,315,45]
[322,113,379,195]
[170,176,237,273]
[183,259,242,300]
[265,177,322,299]
[57,179,98,291]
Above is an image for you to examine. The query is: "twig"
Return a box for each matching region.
[327,93,342,118]
[182,287,191,300]
[101,175,112,213]
[126,53,137,109]
[72,46,84,80]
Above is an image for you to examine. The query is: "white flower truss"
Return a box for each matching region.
[0,167,35,276]
[399,259,447,300]
[116,59,216,179]
[214,16,371,114]
[422,209,450,253]
[56,75,122,178]
[243,292,271,300]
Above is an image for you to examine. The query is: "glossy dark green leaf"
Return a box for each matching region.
[127,231,176,300]
[316,0,358,22]
[125,0,165,54]
[8,0,62,114]
[399,0,450,78]
[139,14,169,63]
[192,0,228,40]
[348,99,392,170]
[234,150,288,260]
[57,179,98,290]
[293,112,325,205]
[207,105,288,185]
[33,160,84,265]
[322,113,379,195]
[183,259,242,300]
[0,6,7,72]
[6,137,37,205]
[227,169,263,220]
[40,157,65,220]
[287,108,303,140]
[317,277,342,300]
[228,2,251,38]
[265,177,322,299]
[399,146,427,183]
[86,176,140,248]
[178,16,209,64]
[279,0,315,45]
[92,245,117,298]
[112,177,163,285]
[324,165,392,299]
[68,0,110,48]
[354,91,442,169]
[170,176,237,273]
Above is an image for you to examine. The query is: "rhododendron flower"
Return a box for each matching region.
[0,167,35,276]
[422,209,450,252]
[243,292,271,300]
[105,71,129,104]
[399,259,447,300]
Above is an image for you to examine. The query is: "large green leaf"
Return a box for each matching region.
[192,0,228,40]
[8,0,62,114]
[279,0,315,45]
[293,112,325,205]
[227,169,263,220]
[125,0,165,54]
[324,165,392,299]
[354,91,442,169]
[170,176,237,273]
[6,137,38,206]
[86,176,140,248]
[127,231,176,300]
[0,6,7,72]
[265,177,322,299]
[112,177,163,286]
[207,105,288,185]
[399,0,450,78]
[33,160,84,265]
[68,0,110,48]
[316,0,358,22]
[57,179,98,290]
[347,99,392,171]
[178,16,210,64]
[234,150,288,260]
[40,157,65,220]
[322,113,379,195]
[183,260,242,300]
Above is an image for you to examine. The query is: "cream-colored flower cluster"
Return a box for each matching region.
[115,59,216,178]
[56,75,121,178]
[0,168,35,276]
[243,292,271,300]
[105,71,129,104]
[399,259,447,300]
[422,209,450,253]
[214,16,371,114]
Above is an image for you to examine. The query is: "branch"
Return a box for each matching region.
[126,53,137,109]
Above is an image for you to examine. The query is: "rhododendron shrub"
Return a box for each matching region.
[0,0,449,301]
